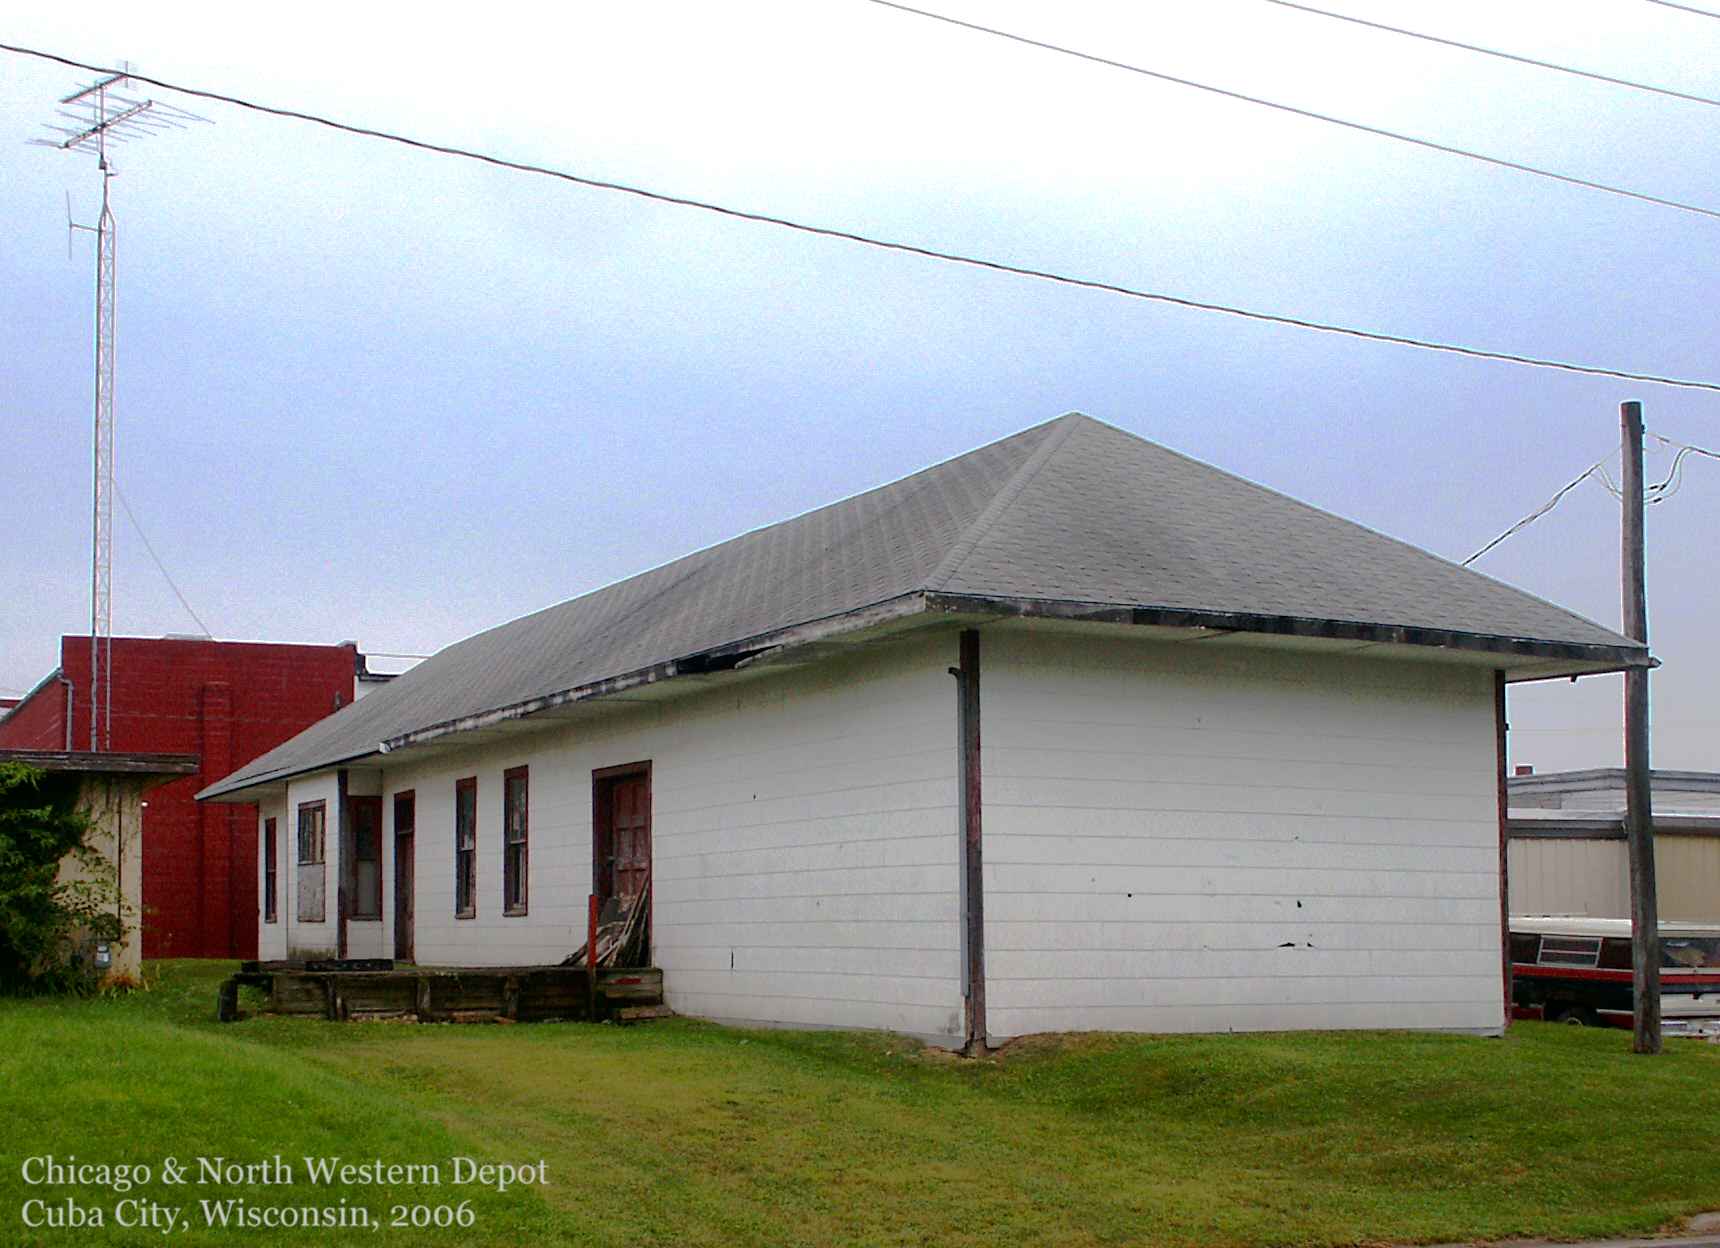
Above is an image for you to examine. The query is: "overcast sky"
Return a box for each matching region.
[2,0,1717,771]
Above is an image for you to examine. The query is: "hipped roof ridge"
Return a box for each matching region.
[929,413,1085,592]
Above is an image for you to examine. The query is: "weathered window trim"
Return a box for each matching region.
[263,817,278,924]
[296,800,327,924]
[454,777,477,919]
[503,765,529,917]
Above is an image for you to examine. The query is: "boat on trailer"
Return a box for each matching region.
[1509,915,1720,1036]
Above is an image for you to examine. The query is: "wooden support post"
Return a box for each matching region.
[954,629,986,1052]
[1620,399,1662,1055]
[587,893,601,1021]
[217,976,240,1023]
[336,769,350,961]
[1494,672,1512,1028]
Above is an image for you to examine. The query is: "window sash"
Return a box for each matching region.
[297,805,325,865]
[295,802,327,923]
[504,845,527,910]
[455,779,477,917]
[351,815,382,920]
[353,861,382,920]
[503,768,528,915]
[263,818,278,924]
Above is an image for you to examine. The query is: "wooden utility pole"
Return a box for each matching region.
[1620,400,1661,1054]
[954,629,986,1054]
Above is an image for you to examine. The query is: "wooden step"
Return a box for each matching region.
[615,1004,673,1023]
[598,967,664,1004]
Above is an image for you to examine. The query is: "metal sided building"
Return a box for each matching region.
[199,414,1645,1046]
[1508,769,1720,923]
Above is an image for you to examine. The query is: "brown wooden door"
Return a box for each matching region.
[394,833,415,963]
[612,775,651,902]
[594,765,652,905]
[394,791,416,964]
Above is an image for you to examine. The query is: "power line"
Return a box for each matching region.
[1465,431,1717,563]
[114,483,214,638]
[1641,0,1720,18]
[862,0,1720,224]
[1645,431,1720,503]
[1262,0,1720,109]
[1648,447,1694,501]
[1649,432,1720,459]
[1462,454,1611,565]
[6,41,1720,394]
[1609,432,1720,503]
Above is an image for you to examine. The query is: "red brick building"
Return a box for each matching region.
[0,637,359,959]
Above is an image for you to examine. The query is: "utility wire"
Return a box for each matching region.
[1642,0,1720,19]
[1467,432,1717,562]
[1649,431,1720,459]
[1262,0,1720,109]
[863,0,1720,223]
[1462,454,1611,565]
[1645,431,1720,503]
[7,40,1720,393]
[115,483,215,638]
[1648,446,1694,501]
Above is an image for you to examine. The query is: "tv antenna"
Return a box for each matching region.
[35,67,207,749]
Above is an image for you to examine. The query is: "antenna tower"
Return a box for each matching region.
[37,69,204,749]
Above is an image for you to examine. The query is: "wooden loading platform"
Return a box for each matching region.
[217,961,667,1025]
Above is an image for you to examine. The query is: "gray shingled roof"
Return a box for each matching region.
[201,413,1640,799]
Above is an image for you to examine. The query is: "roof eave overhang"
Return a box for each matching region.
[196,591,935,803]
[921,591,1650,680]
[197,748,389,804]
[375,591,934,755]
[1,749,200,790]
[196,588,1647,803]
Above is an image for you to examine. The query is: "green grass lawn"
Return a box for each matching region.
[2,962,1717,1246]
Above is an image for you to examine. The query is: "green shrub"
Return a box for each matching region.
[0,762,123,993]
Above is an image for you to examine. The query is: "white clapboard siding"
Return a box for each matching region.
[981,628,1503,1039]
[320,631,964,1041]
